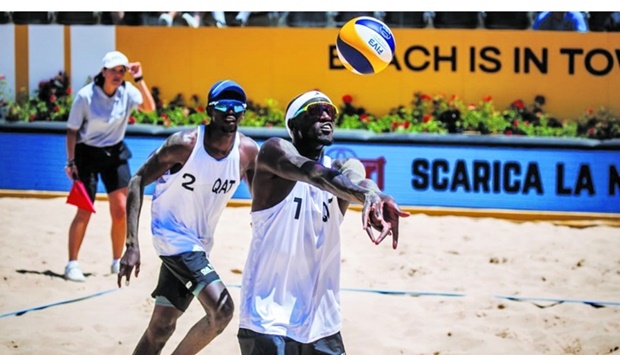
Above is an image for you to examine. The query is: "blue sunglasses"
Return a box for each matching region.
[208,99,246,114]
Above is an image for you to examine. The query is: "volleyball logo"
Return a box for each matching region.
[336,16,396,75]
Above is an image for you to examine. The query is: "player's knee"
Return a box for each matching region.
[149,318,177,342]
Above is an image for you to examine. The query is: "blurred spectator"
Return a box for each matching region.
[211,11,252,27]
[158,12,203,27]
[532,12,588,32]
[101,12,144,26]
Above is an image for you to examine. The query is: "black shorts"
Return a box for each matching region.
[237,328,346,355]
[74,141,132,202]
[151,251,222,312]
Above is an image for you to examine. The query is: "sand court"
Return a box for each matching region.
[0,196,618,354]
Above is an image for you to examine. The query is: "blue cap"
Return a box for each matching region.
[207,80,246,104]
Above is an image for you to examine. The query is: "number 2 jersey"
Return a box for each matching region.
[150,125,241,257]
[239,156,346,343]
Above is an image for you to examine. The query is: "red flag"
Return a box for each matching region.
[66,180,96,213]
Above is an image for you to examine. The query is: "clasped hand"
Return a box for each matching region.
[362,192,410,249]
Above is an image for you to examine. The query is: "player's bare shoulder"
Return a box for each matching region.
[156,127,198,163]
[238,132,259,163]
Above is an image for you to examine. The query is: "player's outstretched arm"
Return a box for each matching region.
[258,137,375,204]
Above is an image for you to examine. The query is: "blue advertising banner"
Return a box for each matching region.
[323,143,620,214]
[1,128,618,214]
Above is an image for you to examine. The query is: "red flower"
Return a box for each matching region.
[53,105,60,112]
[360,113,369,123]
[483,95,492,102]
[161,113,169,119]
[128,116,136,124]
[512,100,525,109]
[524,121,530,127]
[505,130,513,136]
[202,119,209,125]
[391,121,399,130]
[49,95,57,103]
[66,88,72,95]
[587,108,594,115]
[403,121,410,129]
[587,128,596,135]
[266,123,273,128]
[513,119,519,127]
[423,114,432,123]
[419,94,432,101]
[197,106,205,113]
[342,95,353,104]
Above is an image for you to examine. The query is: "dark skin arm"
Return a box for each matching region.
[251,137,395,244]
[238,134,259,195]
[117,127,197,287]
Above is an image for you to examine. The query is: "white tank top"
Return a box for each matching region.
[150,126,241,257]
[239,156,345,343]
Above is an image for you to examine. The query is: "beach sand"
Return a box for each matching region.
[0,196,618,354]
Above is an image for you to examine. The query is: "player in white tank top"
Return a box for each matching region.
[117,80,259,354]
[151,125,240,257]
[238,90,409,354]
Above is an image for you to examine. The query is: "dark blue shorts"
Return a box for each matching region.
[151,251,222,312]
[237,328,346,355]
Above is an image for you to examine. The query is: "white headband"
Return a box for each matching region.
[284,90,332,139]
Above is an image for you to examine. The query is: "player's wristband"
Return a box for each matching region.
[133,76,143,83]
[66,159,75,168]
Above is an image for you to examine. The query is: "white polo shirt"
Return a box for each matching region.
[67,82,142,147]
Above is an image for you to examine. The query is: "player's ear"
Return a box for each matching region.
[287,118,295,133]
[206,105,214,117]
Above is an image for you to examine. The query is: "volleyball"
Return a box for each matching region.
[336,16,396,75]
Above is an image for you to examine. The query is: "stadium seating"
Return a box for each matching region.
[56,12,99,25]
[483,12,531,30]
[11,12,53,24]
[383,12,429,28]
[432,12,481,29]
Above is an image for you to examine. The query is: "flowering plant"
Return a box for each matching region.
[2,73,619,140]
[4,71,72,122]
